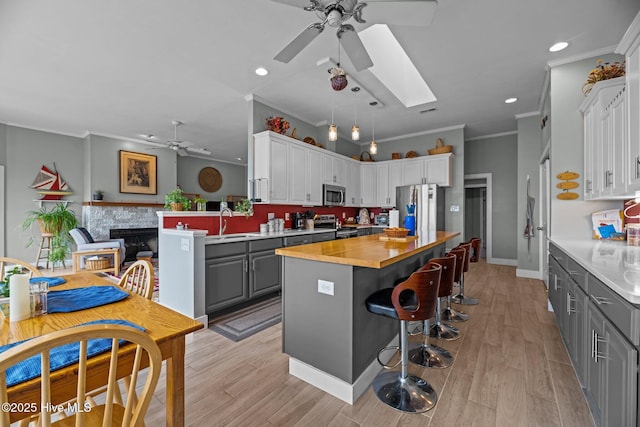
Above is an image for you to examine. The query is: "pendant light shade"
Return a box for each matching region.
[351,124,360,141]
[369,102,377,154]
[328,123,338,141]
[370,140,377,154]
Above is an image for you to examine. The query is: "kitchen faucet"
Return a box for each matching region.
[219,207,233,236]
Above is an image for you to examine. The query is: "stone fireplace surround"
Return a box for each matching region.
[81,202,162,260]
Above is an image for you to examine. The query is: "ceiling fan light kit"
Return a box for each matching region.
[145,120,211,157]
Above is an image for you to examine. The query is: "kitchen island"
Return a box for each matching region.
[275,230,459,404]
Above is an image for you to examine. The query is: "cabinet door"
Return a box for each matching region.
[334,157,347,186]
[587,303,606,426]
[583,107,596,199]
[388,162,402,207]
[627,48,640,191]
[609,90,626,195]
[376,164,389,207]
[289,144,308,204]
[402,159,424,185]
[205,254,248,313]
[424,155,452,187]
[249,250,280,298]
[346,161,361,206]
[360,164,376,206]
[307,149,323,205]
[270,138,289,203]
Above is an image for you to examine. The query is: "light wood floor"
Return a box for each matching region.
[129,260,592,427]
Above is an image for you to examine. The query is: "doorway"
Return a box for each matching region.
[464,173,492,262]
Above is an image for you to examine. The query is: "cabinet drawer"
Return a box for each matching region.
[566,257,588,291]
[205,242,247,258]
[549,243,567,269]
[588,275,640,346]
[312,232,335,242]
[283,235,313,247]
[249,238,283,252]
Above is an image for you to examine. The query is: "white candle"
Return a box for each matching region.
[9,273,30,321]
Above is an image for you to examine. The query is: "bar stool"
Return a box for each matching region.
[365,263,442,413]
[429,253,461,341]
[441,247,469,322]
[35,233,54,270]
[451,242,478,305]
[409,255,456,369]
[467,237,482,262]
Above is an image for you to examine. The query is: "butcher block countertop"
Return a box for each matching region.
[275,230,460,269]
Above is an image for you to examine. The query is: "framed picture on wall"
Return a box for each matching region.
[119,150,157,194]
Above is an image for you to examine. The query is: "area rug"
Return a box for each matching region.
[209,297,282,342]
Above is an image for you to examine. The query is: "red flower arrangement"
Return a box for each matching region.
[582,59,625,95]
[265,116,290,134]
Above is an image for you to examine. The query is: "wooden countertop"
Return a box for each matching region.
[275,230,460,269]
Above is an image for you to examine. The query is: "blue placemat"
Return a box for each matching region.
[48,286,129,313]
[0,319,144,387]
[29,277,66,287]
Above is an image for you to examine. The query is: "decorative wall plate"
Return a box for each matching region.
[556,181,579,190]
[198,167,222,192]
[557,192,579,200]
[557,171,579,180]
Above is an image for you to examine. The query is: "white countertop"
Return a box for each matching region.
[550,238,640,305]
[203,228,336,244]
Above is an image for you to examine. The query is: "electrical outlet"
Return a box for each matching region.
[450,205,460,212]
[318,280,334,296]
[285,212,290,220]
[268,212,275,220]
[342,212,346,218]
[180,238,190,251]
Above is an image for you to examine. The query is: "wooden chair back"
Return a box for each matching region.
[467,238,482,262]
[0,324,161,427]
[449,247,466,284]
[456,243,472,273]
[0,257,42,281]
[118,260,154,300]
[424,254,456,297]
[391,262,441,322]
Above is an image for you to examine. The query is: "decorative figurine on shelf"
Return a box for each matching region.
[265,116,290,134]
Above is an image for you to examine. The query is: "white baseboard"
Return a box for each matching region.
[288,335,398,405]
[488,257,518,266]
[516,268,543,280]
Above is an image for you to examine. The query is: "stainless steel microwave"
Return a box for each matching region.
[323,184,346,207]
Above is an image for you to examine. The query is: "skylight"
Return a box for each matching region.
[359,24,436,108]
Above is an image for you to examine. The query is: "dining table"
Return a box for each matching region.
[2,271,204,426]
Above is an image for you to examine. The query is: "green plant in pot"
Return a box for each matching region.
[22,203,78,267]
[92,189,104,201]
[234,198,253,218]
[164,188,192,211]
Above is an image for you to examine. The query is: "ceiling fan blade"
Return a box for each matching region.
[337,25,373,71]
[361,1,438,27]
[186,146,212,156]
[269,0,314,8]
[274,23,324,63]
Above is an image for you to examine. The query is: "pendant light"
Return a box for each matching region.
[328,92,338,141]
[369,102,378,154]
[351,87,360,141]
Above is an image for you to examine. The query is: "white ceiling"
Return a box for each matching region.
[0,0,638,165]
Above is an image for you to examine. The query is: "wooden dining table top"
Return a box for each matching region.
[2,271,204,425]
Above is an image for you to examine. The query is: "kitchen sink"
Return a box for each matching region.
[206,233,260,240]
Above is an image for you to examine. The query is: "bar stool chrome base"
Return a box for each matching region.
[409,342,453,368]
[451,294,479,305]
[430,322,461,341]
[442,306,469,322]
[372,371,437,413]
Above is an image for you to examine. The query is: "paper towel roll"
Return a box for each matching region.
[389,209,400,228]
[9,273,30,321]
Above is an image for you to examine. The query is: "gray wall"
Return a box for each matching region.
[177,156,247,202]
[465,133,518,260]
[517,115,542,271]
[549,54,622,239]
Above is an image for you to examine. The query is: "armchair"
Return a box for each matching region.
[69,227,125,264]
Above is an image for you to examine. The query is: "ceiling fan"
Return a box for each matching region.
[271,0,438,72]
[145,121,211,157]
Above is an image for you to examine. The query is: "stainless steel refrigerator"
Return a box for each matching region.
[396,184,445,241]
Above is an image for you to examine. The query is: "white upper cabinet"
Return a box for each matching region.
[360,163,377,206]
[375,162,402,208]
[346,160,361,207]
[400,154,453,187]
[252,131,289,204]
[618,13,640,193]
[401,158,424,185]
[323,153,347,185]
[289,144,322,205]
[580,78,626,199]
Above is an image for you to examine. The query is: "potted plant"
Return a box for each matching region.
[194,196,207,211]
[164,188,192,211]
[22,203,78,267]
[92,189,104,201]
[234,198,253,218]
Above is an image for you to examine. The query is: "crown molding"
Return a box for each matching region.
[538,66,551,113]
[616,11,640,55]
[2,121,86,138]
[246,94,317,127]
[515,111,540,119]
[367,124,466,145]
[546,45,619,68]
[465,130,517,142]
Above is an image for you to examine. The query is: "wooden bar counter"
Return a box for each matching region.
[275,231,460,404]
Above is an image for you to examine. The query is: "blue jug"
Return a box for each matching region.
[404,205,416,236]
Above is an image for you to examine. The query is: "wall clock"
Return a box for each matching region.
[198,167,222,192]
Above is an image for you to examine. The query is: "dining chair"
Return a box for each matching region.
[0,257,42,281]
[117,260,154,300]
[0,323,161,427]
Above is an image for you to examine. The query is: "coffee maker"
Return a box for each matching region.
[291,212,305,229]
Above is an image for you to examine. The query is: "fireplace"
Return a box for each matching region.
[110,228,158,262]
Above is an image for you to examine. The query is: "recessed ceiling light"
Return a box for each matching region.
[549,42,569,52]
[505,97,518,104]
[255,67,269,76]
[236,157,242,161]
[140,134,154,139]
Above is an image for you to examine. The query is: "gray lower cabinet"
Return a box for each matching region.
[312,231,335,242]
[206,238,283,314]
[549,243,638,427]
